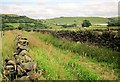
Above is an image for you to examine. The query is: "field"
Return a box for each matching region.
[1,30,120,80]
[1,14,118,32]
[45,17,107,25]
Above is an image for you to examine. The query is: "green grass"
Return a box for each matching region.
[85,26,107,30]
[34,48,100,80]
[2,31,15,59]
[0,31,2,81]
[2,30,120,80]
[44,17,108,26]
[24,31,102,80]
[32,32,120,68]
[40,25,108,32]
[5,23,20,28]
[17,30,118,79]
[32,32,120,80]
[5,23,35,29]
[0,31,16,81]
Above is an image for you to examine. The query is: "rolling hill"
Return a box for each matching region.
[44,17,108,25]
[0,14,47,30]
[0,14,118,30]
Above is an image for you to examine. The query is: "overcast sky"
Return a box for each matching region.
[0,0,119,19]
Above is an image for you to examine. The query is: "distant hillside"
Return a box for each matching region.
[0,14,118,30]
[0,14,19,17]
[0,14,48,30]
[44,17,108,25]
[1,14,37,23]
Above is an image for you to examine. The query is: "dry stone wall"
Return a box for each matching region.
[31,29,120,51]
[2,34,37,81]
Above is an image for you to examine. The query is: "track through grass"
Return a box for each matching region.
[2,30,120,80]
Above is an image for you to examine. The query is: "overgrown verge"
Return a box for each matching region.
[26,34,101,80]
[5,30,119,80]
[19,31,101,80]
[33,30,120,51]
[32,32,120,72]
[34,48,100,80]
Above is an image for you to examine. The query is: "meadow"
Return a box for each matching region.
[1,30,120,80]
[44,17,107,25]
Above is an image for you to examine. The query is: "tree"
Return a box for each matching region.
[82,20,92,27]
[18,23,25,30]
[2,23,14,30]
[108,18,120,26]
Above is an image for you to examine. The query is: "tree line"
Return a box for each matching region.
[0,14,119,31]
[0,15,48,30]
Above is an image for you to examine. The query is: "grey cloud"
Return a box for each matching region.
[0,0,118,19]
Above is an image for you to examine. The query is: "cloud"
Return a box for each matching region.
[36,0,47,3]
[48,1,118,17]
[0,0,119,19]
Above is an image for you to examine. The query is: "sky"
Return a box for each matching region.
[0,0,119,19]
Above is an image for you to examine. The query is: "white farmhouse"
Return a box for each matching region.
[94,23,108,26]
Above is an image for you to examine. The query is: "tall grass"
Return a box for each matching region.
[0,31,2,81]
[26,31,119,79]
[2,30,119,80]
[0,31,15,81]
[2,31,15,59]
[31,46,100,80]
[22,31,101,80]
[33,32,120,69]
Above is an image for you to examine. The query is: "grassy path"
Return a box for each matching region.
[13,30,119,80]
[2,30,119,80]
